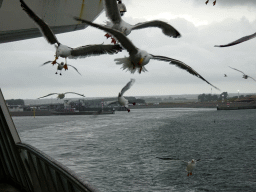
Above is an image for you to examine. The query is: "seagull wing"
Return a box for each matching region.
[37,93,58,99]
[248,76,256,82]
[229,66,245,75]
[150,54,220,90]
[73,17,138,55]
[215,32,256,47]
[104,0,122,24]
[66,64,82,75]
[20,0,59,45]
[132,20,181,38]
[64,92,85,97]
[120,79,135,97]
[69,44,122,59]
[41,61,59,66]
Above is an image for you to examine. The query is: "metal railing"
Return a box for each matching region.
[0,89,99,192]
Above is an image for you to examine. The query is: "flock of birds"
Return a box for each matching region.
[19,0,256,175]
[20,0,256,111]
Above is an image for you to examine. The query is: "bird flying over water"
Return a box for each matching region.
[108,79,135,112]
[118,79,135,112]
[215,32,256,48]
[73,17,220,90]
[184,159,200,176]
[229,66,256,81]
[38,92,85,99]
[41,61,81,75]
[20,0,122,69]
[101,0,181,44]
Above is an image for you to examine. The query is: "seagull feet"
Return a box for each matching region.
[64,64,68,70]
[104,33,111,39]
[213,0,216,5]
[52,57,58,65]
[205,0,209,5]
[55,72,58,74]
[187,173,189,177]
[127,109,130,112]
[60,73,62,76]
[190,172,192,175]
[111,38,117,44]
[139,67,142,74]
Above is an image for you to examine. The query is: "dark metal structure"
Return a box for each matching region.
[0,89,99,192]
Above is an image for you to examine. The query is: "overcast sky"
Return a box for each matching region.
[2,0,256,99]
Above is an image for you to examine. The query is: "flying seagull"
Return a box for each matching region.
[229,66,256,81]
[184,159,200,177]
[107,79,135,112]
[20,0,122,69]
[41,61,81,75]
[118,79,135,112]
[100,0,181,44]
[224,74,227,77]
[38,92,85,99]
[215,32,256,48]
[73,17,220,90]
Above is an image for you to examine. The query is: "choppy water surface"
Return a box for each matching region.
[13,108,256,192]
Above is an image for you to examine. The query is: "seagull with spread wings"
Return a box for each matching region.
[20,0,122,71]
[41,61,81,76]
[38,92,85,99]
[215,32,256,48]
[118,79,135,112]
[74,17,220,90]
[101,0,181,44]
[229,66,256,81]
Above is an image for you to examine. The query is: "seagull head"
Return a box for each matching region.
[137,50,151,66]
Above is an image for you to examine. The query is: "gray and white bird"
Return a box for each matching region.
[102,0,181,44]
[183,159,200,176]
[229,66,256,81]
[215,32,256,48]
[20,0,122,70]
[37,92,85,99]
[118,79,135,112]
[41,61,81,76]
[73,17,220,90]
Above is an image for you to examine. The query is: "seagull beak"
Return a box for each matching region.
[138,58,144,65]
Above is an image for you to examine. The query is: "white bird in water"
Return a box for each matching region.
[20,0,122,70]
[215,32,256,47]
[73,17,220,91]
[41,61,81,76]
[184,159,200,177]
[229,66,256,81]
[101,0,181,44]
[156,157,200,176]
[37,92,85,99]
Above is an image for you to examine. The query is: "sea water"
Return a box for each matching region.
[13,108,256,192]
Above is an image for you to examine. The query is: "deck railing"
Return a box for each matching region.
[0,89,99,192]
